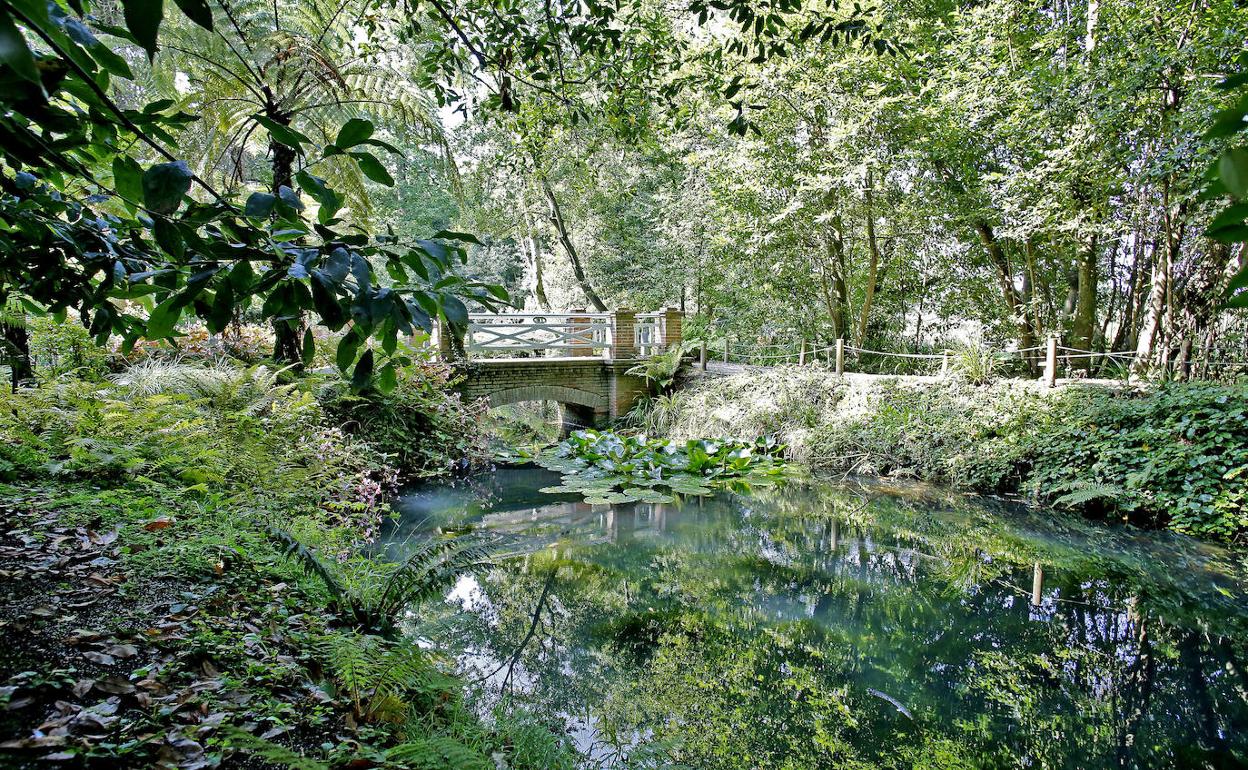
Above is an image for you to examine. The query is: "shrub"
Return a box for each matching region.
[320,362,489,478]
[28,315,112,380]
[1025,383,1248,539]
[655,370,1248,541]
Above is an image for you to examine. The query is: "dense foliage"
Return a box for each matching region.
[653,368,1248,541]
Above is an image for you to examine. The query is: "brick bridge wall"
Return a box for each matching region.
[452,358,649,432]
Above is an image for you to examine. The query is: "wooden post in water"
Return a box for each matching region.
[1031,562,1044,606]
[835,338,844,375]
[1044,336,1058,388]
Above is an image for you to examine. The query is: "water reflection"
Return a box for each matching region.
[385,468,1248,769]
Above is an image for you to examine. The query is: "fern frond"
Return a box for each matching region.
[267,527,346,601]
[372,536,493,622]
[218,726,329,770]
[1053,480,1126,507]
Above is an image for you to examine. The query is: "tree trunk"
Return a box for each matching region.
[2,321,33,390]
[520,187,550,311]
[822,216,849,340]
[541,177,606,311]
[975,221,1036,351]
[268,109,304,366]
[856,168,882,346]
[1135,188,1186,374]
[1073,233,1098,370]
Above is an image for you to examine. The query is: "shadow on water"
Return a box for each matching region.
[382,468,1248,770]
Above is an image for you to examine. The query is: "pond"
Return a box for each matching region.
[383,467,1248,769]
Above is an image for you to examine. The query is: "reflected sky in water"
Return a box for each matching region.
[384,467,1248,769]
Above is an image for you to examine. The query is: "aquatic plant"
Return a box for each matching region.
[527,429,787,504]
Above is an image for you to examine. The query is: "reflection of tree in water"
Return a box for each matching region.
[425,478,1248,769]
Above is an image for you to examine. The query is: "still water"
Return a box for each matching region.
[384,467,1248,769]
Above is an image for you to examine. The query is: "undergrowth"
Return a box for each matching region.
[650,367,1248,541]
[0,356,567,767]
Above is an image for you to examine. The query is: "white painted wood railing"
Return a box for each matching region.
[635,311,664,357]
[465,313,614,356]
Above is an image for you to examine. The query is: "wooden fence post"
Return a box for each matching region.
[799,340,807,366]
[699,340,707,371]
[1044,336,1058,388]
[834,338,844,375]
[723,337,730,364]
[940,350,950,377]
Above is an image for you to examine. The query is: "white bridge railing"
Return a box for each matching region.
[446,309,682,359]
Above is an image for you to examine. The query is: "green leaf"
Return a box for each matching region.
[208,280,234,333]
[1219,148,1248,198]
[146,295,182,339]
[253,114,311,152]
[336,326,361,372]
[142,161,192,214]
[432,229,483,245]
[335,118,374,149]
[245,192,277,218]
[351,348,374,391]
[120,0,163,57]
[377,362,397,393]
[152,217,185,258]
[0,10,40,85]
[301,327,315,366]
[350,151,395,186]
[171,0,212,30]
[112,156,144,206]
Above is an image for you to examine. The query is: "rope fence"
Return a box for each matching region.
[689,336,1248,385]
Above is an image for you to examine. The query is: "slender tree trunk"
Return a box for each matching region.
[3,321,33,390]
[975,221,1036,351]
[822,216,849,340]
[856,168,882,346]
[269,112,304,366]
[1074,233,1099,369]
[541,177,606,311]
[1135,187,1186,374]
[520,187,550,311]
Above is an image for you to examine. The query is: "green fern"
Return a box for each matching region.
[383,737,492,770]
[1053,480,1126,507]
[318,632,441,723]
[218,726,329,770]
[368,537,493,625]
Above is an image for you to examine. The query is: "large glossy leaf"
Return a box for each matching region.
[0,10,39,84]
[142,161,192,214]
[335,118,374,149]
[120,0,162,57]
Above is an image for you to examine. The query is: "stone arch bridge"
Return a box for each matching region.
[440,309,683,434]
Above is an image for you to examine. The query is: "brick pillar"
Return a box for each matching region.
[611,309,637,360]
[436,317,454,361]
[568,308,593,358]
[662,306,682,350]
